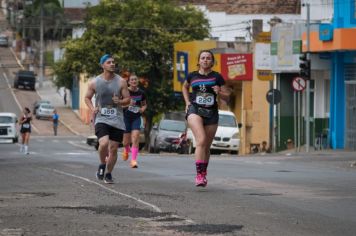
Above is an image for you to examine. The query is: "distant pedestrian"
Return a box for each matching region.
[182,50,231,187]
[122,74,147,168]
[19,107,32,155]
[63,90,67,106]
[84,54,130,184]
[52,109,59,136]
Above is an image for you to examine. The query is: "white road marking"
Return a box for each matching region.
[48,168,163,213]
[53,152,88,155]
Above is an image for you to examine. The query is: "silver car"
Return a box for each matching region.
[35,104,55,119]
[33,100,51,114]
[149,119,187,153]
[0,35,9,47]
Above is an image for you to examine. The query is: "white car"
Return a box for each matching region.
[35,104,55,119]
[0,112,19,143]
[187,110,241,154]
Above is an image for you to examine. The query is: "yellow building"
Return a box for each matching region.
[173,40,270,155]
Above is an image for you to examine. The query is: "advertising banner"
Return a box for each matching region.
[176,51,188,83]
[220,54,253,81]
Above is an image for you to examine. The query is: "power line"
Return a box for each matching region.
[212,27,249,33]
[210,21,249,28]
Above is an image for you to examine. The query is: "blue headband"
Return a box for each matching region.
[99,54,112,65]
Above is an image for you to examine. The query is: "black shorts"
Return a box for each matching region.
[186,104,219,126]
[20,128,31,133]
[95,123,124,143]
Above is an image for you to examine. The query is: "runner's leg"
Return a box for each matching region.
[130,129,140,168]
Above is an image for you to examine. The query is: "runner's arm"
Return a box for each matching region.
[118,79,131,106]
[140,100,147,114]
[218,85,231,102]
[182,81,191,112]
[84,80,97,113]
[18,115,24,124]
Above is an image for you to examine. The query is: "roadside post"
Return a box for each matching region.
[266,88,282,153]
[292,76,306,152]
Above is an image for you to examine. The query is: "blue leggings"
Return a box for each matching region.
[124,115,142,133]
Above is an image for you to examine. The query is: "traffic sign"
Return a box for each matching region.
[266,89,281,105]
[292,77,306,92]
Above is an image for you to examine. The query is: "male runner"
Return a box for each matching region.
[85,54,130,184]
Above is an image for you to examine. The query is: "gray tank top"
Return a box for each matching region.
[94,74,125,130]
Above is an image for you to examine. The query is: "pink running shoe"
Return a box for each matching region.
[195,174,206,187]
[202,172,208,186]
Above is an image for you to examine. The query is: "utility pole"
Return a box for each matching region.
[39,0,44,88]
[305,3,311,152]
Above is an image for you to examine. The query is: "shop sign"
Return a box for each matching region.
[319,24,333,41]
[257,70,274,81]
[221,54,253,81]
[176,51,188,83]
[293,40,302,54]
[256,32,271,43]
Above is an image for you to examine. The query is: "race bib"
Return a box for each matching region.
[22,123,30,128]
[195,92,214,106]
[128,105,140,113]
[100,107,117,116]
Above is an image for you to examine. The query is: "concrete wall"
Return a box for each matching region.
[196,5,301,42]
[79,73,92,124]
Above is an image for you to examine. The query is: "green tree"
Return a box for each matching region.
[22,0,69,40]
[53,0,210,146]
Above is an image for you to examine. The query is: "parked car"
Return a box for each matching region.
[187,110,241,154]
[33,100,51,114]
[13,70,36,90]
[35,103,55,119]
[0,35,9,47]
[149,118,187,153]
[0,112,18,143]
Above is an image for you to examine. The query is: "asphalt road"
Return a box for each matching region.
[0,46,73,136]
[0,137,356,236]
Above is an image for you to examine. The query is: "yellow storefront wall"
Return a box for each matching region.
[79,73,92,125]
[240,34,272,154]
[173,40,271,155]
[173,40,218,92]
[239,69,270,154]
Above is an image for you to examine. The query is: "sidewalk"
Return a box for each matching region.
[36,80,93,137]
